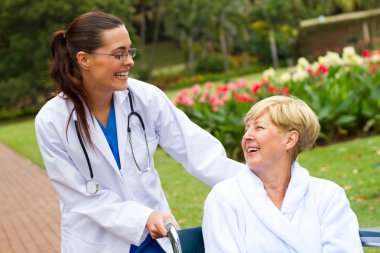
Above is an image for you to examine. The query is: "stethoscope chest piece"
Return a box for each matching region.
[86,179,99,195]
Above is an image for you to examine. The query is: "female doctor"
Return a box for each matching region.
[35,11,244,253]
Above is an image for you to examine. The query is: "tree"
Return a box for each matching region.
[0,0,134,110]
[207,0,250,74]
[164,0,211,76]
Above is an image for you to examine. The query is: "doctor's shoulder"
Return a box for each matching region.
[35,94,73,126]
[126,78,173,107]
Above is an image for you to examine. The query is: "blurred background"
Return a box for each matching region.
[1,0,379,119]
[1,3,380,251]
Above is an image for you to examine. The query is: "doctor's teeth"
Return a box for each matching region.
[115,73,128,77]
[248,147,259,152]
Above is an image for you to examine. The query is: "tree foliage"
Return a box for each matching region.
[0,0,134,110]
[1,0,379,113]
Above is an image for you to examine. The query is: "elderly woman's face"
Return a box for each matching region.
[241,111,290,171]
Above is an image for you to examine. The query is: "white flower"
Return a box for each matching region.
[292,69,309,82]
[319,51,342,67]
[370,54,380,63]
[342,46,363,65]
[343,46,357,59]
[311,62,320,72]
[262,67,276,80]
[278,72,291,83]
[296,57,310,70]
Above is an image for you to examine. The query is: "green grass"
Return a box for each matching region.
[0,118,379,252]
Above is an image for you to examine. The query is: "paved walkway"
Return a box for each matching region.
[0,142,60,253]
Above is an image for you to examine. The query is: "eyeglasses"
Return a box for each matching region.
[89,48,137,61]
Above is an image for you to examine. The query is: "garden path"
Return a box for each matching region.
[0,142,60,253]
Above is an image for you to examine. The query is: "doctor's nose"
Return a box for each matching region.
[123,57,134,67]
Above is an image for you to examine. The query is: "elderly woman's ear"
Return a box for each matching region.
[286,130,299,151]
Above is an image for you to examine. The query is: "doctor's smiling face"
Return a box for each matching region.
[77,25,135,95]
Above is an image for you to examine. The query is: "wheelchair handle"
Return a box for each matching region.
[165,221,182,253]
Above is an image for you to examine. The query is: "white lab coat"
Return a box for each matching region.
[35,78,245,253]
[203,162,363,253]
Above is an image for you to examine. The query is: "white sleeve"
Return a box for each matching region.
[35,114,152,246]
[202,187,246,253]
[320,186,363,253]
[150,87,245,186]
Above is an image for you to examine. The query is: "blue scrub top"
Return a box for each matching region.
[97,101,121,170]
[97,100,164,252]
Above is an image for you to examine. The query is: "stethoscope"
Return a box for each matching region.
[75,89,152,195]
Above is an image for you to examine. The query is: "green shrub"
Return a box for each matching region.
[195,53,233,73]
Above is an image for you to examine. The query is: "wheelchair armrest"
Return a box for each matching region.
[360,228,380,247]
[165,224,205,253]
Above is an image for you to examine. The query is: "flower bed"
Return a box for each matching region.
[173,47,380,160]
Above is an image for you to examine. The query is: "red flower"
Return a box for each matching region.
[234,93,250,103]
[216,85,229,93]
[268,86,279,94]
[281,87,290,96]
[250,83,261,93]
[313,64,328,76]
[362,49,372,58]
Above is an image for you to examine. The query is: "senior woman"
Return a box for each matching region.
[202,95,363,252]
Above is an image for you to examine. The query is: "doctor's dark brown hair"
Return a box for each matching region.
[49,11,124,145]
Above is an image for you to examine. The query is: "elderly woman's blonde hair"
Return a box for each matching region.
[244,95,320,156]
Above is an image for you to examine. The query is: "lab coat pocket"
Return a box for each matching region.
[69,232,111,253]
[125,138,162,208]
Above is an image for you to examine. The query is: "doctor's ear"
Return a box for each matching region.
[76,51,90,70]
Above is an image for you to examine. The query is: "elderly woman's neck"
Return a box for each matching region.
[258,165,292,209]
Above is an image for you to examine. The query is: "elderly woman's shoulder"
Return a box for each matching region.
[207,177,239,203]
[308,176,347,197]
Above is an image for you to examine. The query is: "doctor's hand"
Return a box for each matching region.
[146,211,178,239]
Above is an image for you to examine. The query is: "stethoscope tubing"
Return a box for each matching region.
[75,89,151,194]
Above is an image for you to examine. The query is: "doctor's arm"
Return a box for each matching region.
[202,188,246,253]
[35,115,158,245]
[320,186,363,253]
[150,87,245,186]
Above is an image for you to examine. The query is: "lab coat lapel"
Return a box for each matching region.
[236,167,308,252]
[113,91,129,173]
[74,107,123,180]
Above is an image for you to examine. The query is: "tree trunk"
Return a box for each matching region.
[187,35,195,76]
[147,0,164,80]
[139,2,146,65]
[269,28,279,69]
[219,23,229,75]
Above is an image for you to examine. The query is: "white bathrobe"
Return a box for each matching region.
[203,162,363,253]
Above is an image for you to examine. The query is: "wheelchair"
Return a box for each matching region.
[165,223,380,253]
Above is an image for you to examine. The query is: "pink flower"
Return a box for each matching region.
[236,79,248,87]
[228,82,239,91]
[205,82,214,89]
[200,90,209,102]
[192,84,201,96]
